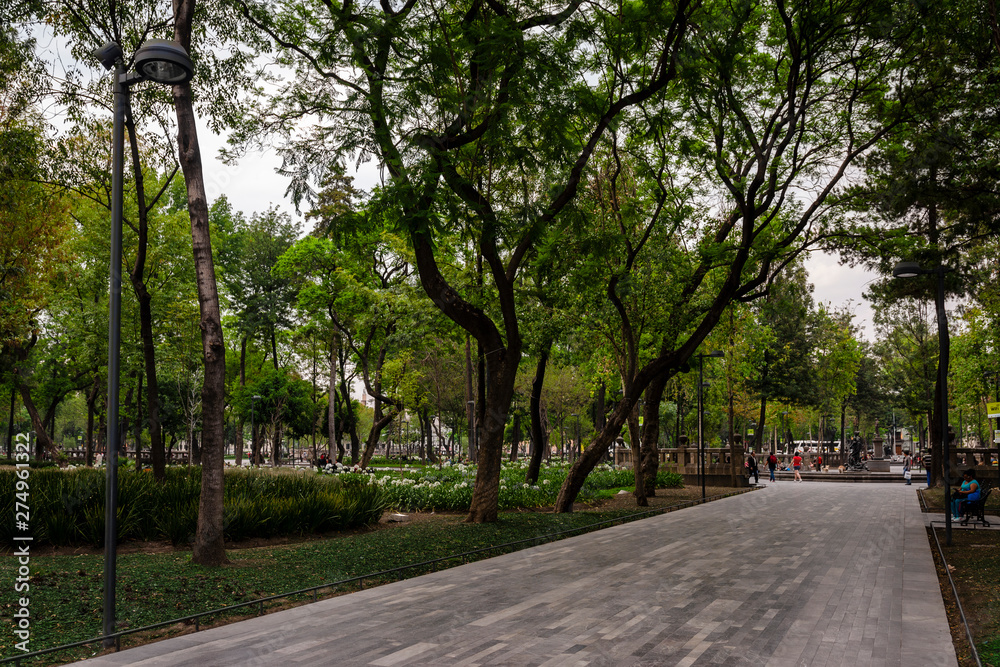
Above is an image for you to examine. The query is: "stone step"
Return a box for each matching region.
[770,470,910,483]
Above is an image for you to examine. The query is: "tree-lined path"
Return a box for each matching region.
[75,484,955,666]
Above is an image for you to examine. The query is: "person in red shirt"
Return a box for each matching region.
[792,452,803,482]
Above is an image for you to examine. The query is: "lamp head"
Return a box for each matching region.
[892,261,924,278]
[134,39,194,84]
[708,350,724,358]
[94,42,123,71]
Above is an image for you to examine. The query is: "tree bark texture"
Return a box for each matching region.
[626,406,646,506]
[525,342,551,484]
[124,115,166,481]
[640,375,668,497]
[174,0,227,566]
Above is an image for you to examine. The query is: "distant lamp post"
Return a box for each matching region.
[695,351,724,500]
[893,260,953,545]
[94,38,193,648]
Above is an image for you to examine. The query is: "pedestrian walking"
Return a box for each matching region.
[767,453,778,482]
[792,451,803,482]
[902,450,912,486]
[922,452,933,487]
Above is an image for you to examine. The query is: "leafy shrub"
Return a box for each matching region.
[370,460,680,512]
[0,466,387,547]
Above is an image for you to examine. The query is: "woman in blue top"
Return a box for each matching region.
[951,469,980,520]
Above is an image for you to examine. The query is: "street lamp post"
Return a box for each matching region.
[893,261,953,545]
[695,351,724,500]
[94,38,193,648]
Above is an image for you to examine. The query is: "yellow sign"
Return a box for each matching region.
[989,402,1000,419]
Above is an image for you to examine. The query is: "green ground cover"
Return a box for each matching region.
[362,460,682,511]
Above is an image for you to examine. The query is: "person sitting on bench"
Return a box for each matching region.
[951,469,981,521]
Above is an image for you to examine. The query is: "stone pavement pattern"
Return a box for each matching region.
[76,483,957,666]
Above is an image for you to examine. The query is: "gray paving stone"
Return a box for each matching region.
[74,483,957,666]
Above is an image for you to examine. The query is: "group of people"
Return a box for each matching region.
[745,451,820,483]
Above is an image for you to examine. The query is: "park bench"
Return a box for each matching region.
[960,486,992,528]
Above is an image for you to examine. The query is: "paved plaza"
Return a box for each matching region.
[77,483,957,666]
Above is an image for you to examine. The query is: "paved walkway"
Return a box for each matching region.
[77,483,957,666]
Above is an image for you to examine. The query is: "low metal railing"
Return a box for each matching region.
[928,521,983,667]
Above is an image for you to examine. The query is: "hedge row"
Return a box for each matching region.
[0,466,387,547]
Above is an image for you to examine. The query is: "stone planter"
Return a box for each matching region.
[867,459,890,473]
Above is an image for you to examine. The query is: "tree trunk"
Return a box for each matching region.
[124,115,166,481]
[122,378,134,460]
[626,404,646,507]
[334,334,342,461]
[5,384,14,460]
[174,0,227,565]
[556,399,632,512]
[360,405,396,468]
[466,352,518,523]
[422,408,438,463]
[641,375,668,497]
[16,381,58,458]
[337,343,360,462]
[235,334,247,467]
[525,342,551,484]
[465,334,475,462]
[271,421,283,466]
[234,418,244,467]
[475,343,486,465]
[85,379,98,466]
[132,371,143,465]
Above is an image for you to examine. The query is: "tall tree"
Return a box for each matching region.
[554,0,922,511]
[173,0,228,565]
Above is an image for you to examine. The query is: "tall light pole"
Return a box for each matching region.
[94,38,194,648]
[893,261,953,545]
[696,351,724,500]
